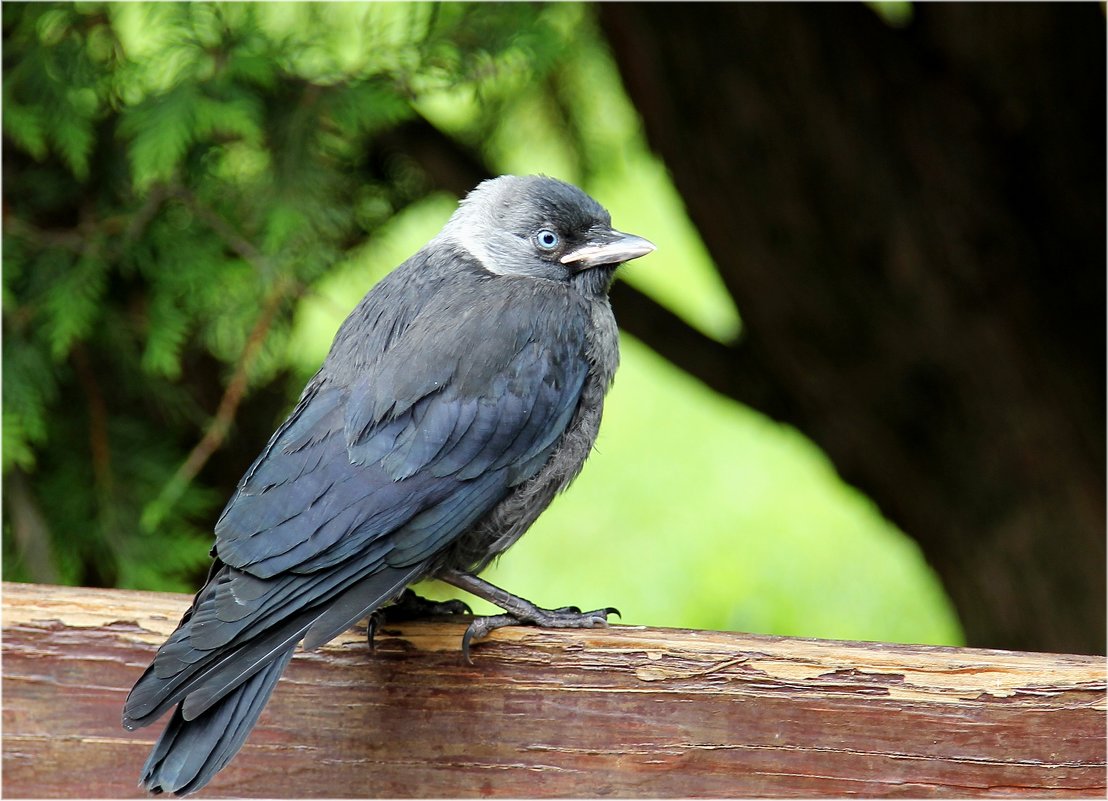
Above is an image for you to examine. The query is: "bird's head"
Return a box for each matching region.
[439,175,655,292]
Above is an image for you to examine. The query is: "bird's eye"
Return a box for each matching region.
[534,229,560,251]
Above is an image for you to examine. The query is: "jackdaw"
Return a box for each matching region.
[122,174,655,795]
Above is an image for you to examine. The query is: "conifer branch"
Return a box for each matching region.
[142,279,291,533]
[176,188,267,271]
[140,192,305,532]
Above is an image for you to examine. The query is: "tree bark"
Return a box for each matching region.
[599,3,1105,654]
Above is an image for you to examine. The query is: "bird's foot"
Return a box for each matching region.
[460,604,619,664]
[435,568,618,663]
[367,589,472,650]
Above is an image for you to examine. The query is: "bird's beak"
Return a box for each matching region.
[560,228,656,269]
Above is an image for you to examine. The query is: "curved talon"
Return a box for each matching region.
[461,625,475,664]
[461,621,481,665]
[461,614,518,664]
[366,610,383,652]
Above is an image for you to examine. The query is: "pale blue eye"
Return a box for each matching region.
[534,229,560,251]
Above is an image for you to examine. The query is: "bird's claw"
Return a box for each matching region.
[367,589,473,651]
[366,610,383,652]
[461,613,518,664]
[388,588,473,620]
[550,605,621,619]
[460,604,620,664]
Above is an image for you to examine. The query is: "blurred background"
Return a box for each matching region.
[3,3,1103,654]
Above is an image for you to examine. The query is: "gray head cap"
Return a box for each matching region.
[439,175,653,280]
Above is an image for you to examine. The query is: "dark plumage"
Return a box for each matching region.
[122,175,655,795]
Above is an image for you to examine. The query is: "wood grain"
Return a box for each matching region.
[2,581,1104,797]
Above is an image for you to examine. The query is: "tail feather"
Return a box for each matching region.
[179,603,320,721]
[126,565,426,795]
[141,647,295,796]
[182,565,420,720]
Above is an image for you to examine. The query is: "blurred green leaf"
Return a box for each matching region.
[44,252,108,361]
[2,95,49,160]
[120,84,201,190]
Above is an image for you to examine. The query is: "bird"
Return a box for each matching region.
[121,174,655,795]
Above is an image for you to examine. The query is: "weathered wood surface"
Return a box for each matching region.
[2,581,1105,798]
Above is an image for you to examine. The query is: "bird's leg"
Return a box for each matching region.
[366,589,472,650]
[437,569,619,663]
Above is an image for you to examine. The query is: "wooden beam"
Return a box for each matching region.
[2,581,1104,797]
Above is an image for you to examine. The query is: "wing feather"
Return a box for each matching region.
[126,273,597,757]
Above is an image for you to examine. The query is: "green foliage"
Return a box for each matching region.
[2,2,961,645]
[44,252,110,360]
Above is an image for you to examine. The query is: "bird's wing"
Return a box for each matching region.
[125,280,593,729]
[213,280,591,579]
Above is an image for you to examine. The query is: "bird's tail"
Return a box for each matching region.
[138,646,295,795]
[124,562,424,795]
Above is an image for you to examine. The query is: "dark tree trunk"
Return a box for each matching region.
[599,3,1105,654]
